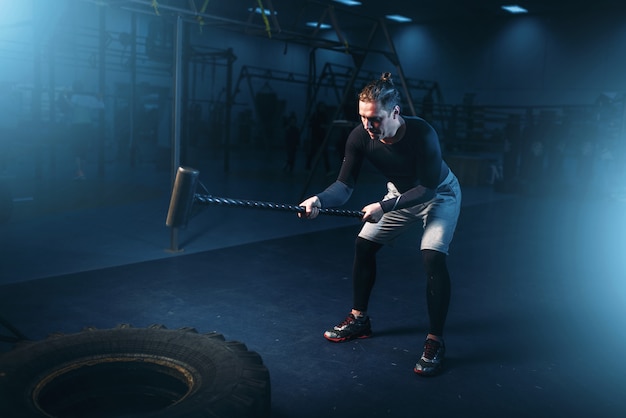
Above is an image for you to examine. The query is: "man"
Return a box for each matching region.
[299,73,461,376]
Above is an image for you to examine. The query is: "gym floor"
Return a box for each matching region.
[1,146,625,417]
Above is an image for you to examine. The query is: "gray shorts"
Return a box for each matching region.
[358,170,462,254]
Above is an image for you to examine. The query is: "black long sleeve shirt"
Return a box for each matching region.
[317,116,450,212]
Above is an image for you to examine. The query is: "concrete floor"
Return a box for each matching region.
[1,145,625,417]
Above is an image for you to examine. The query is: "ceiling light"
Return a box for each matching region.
[501,5,528,14]
[306,22,332,29]
[385,15,412,23]
[333,0,362,6]
[248,7,277,16]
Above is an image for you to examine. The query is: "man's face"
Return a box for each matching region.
[358,100,396,141]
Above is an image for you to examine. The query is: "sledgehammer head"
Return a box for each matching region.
[166,166,200,229]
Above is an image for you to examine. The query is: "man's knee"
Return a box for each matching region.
[355,236,382,257]
[421,249,447,274]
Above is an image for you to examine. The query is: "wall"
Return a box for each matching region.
[1,1,624,177]
[389,12,626,106]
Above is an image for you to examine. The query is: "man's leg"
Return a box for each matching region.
[323,237,382,342]
[414,249,450,376]
[422,249,451,338]
[352,237,383,313]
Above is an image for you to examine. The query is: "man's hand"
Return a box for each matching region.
[298,196,321,219]
[361,202,383,223]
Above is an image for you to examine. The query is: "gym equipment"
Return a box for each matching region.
[0,325,270,418]
[166,166,364,229]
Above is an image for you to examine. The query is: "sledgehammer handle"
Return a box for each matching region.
[194,194,364,218]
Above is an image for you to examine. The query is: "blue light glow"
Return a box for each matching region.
[333,0,362,6]
[248,7,277,16]
[306,22,332,30]
[386,15,412,23]
[501,5,528,14]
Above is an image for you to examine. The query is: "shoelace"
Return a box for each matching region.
[337,314,357,328]
[422,339,441,360]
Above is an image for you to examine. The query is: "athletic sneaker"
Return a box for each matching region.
[323,313,372,342]
[414,338,445,376]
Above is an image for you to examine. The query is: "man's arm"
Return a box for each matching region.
[380,120,442,213]
[379,185,436,213]
[316,180,353,208]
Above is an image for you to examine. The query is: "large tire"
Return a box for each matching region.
[0,324,271,418]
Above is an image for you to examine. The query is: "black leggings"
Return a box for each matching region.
[422,249,451,337]
[352,237,451,337]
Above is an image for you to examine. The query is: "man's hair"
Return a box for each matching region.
[358,72,401,112]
